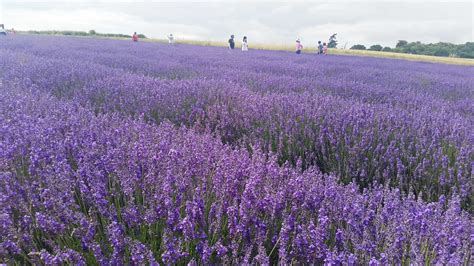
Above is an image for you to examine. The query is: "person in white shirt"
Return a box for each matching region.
[242,36,248,51]
[168,34,175,44]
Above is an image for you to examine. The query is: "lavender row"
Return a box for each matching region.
[1,38,472,205]
[1,86,471,264]
[3,38,471,120]
[2,35,472,112]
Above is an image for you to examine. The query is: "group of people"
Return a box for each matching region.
[296,39,328,55]
[131,32,175,44]
[228,35,327,55]
[131,32,327,55]
[228,35,248,51]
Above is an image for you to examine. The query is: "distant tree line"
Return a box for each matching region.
[22,30,147,39]
[350,40,474,58]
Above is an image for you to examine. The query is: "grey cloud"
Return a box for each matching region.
[2,1,472,47]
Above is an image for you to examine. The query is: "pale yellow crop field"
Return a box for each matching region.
[327,49,474,66]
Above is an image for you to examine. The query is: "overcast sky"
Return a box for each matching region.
[1,0,472,47]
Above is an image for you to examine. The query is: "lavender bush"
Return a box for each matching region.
[1,86,471,264]
[0,35,472,264]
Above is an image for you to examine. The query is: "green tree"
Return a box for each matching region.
[382,46,392,52]
[328,33,338,48]
[396,40,408,48]
[350,44,366,50]
[369,44,383,51]
[433,48,450,57]
[88,29,97,35]
[457,42,474,58]
[406,42,425,54]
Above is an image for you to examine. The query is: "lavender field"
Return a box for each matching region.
[0,35,472,265]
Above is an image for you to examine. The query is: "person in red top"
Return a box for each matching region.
[132,32,139,42]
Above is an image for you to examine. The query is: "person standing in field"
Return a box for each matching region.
[228,35,235,49]
[323,42,328,55]
[0,24,6,36]
[168,33,175,44]
[242,36,248,51]
[296,39,303,54]
[132,32,139,42]
[318,41,323,54]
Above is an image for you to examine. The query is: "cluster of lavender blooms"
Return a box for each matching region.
[1,87,471,264]
[0,35,472,264]
[1,36,472,205]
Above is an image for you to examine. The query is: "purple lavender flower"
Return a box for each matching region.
[0,35,472,265]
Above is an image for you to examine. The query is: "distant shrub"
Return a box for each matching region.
[350,44,366,50]
[23,30,138,39]
[396,40,408,48]
[382,46,392,52]
[369,44,383,51]
[433,48,450,57]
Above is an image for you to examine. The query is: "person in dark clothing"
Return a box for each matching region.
[228,35,235,49]
[0,24,6,36]
[318,41,323,54]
